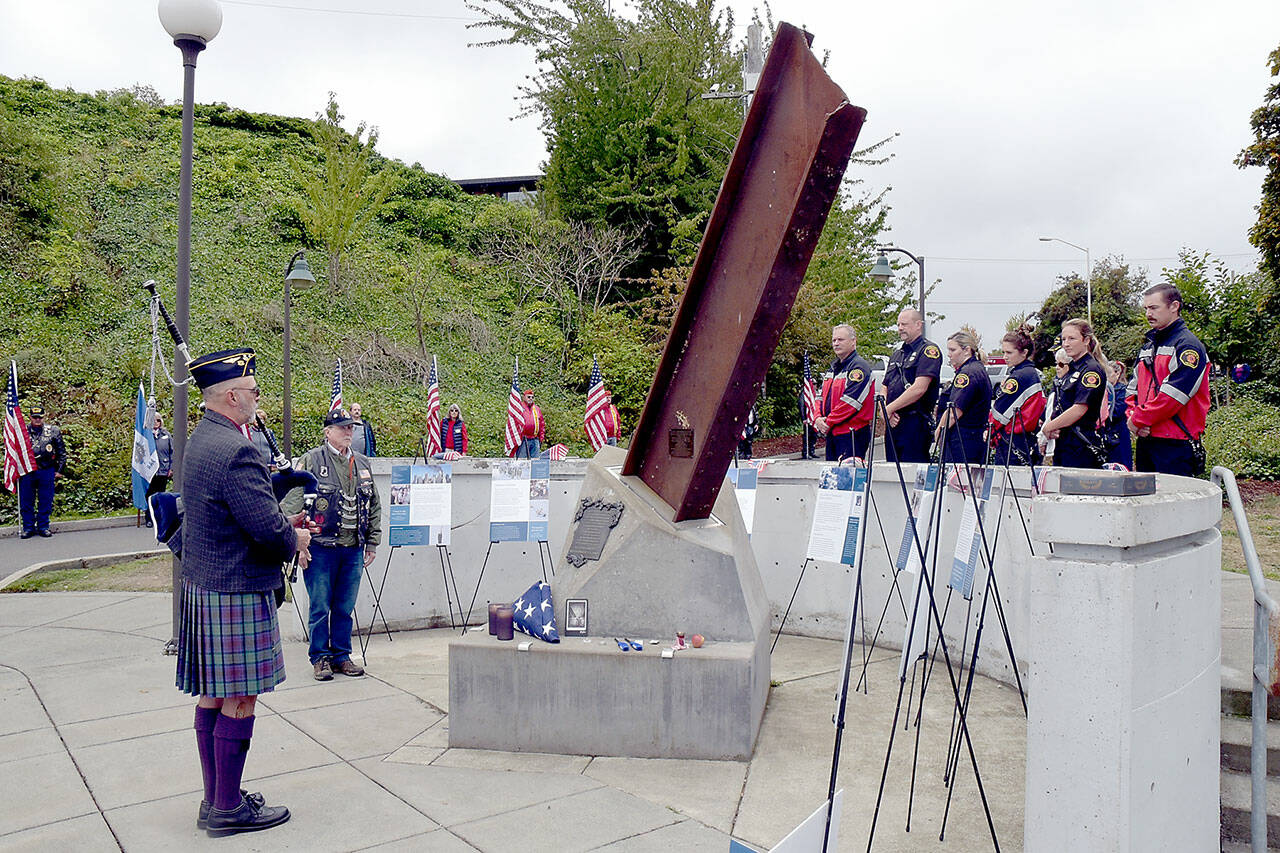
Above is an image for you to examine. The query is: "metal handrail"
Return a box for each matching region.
[1212,466,1276,853]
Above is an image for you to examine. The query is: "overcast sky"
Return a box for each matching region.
[2,0,1277,351]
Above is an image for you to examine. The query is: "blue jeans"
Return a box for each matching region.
[18,468,56,532]
[518,438,541,458]
[303,544,363,664]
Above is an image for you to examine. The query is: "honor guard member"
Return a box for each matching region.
[813,324,875,461]
[177,347,310,837]
[1040,319,1109,469]
[883,309,942,463]
[989,327,1046,465]
[936,330,993,466]
[18,405,66,538]
[517,388,545,458]
[600,389,622,446]
[1126,283,1210,475]
[283,408,382,681]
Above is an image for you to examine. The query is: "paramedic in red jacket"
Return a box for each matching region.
[1126,283,1210,476]
[812,324,875,462]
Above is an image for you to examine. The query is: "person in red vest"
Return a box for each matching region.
[518,388,545,458]
[600,389,621,446]
[1126,282,1210,475]
[440,403,468,455]
[813,324,875,462]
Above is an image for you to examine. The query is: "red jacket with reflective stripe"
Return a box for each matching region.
[989,361,1047,437]
[819,352,875,436]
[1126,318,1209,439]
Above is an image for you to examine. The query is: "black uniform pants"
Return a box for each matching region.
[886,411,931,463]
[1135,436,1201,476]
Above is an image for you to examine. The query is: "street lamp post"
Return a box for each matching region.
[158,0,222,651]
[869,246,927,336]
[1039,236,1091,325]
[282,251,316,459]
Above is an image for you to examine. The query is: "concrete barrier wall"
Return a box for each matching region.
[290,457,1050,688]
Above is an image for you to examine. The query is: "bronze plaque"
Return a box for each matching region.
[566,499,624,568]
[669,429,694,458]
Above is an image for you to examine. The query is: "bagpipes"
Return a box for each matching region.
[142,280,317,603]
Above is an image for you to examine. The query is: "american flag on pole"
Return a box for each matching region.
[424,355,442,457]
[503,357,524,457]
[328,358,343,413]
[801,351,819,425]
[583,356,610,451]
[4,361,37,493]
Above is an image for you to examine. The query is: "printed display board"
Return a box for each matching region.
[949,468,997,600]
[389,463,452,546]
[489,458,550,542]
[806,466,869,565]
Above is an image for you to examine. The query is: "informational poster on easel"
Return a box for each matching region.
[949,467,997,600]
[489,458,550,542]
[388,463,453,546]
[805,466,869,565]
[898,464,940,678]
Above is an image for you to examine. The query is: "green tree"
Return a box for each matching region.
[468,0,743,277]
[1161,248,1278,381]
[1236,42,1280,284]
[1023,258,1146,368]
[289,93,392,292]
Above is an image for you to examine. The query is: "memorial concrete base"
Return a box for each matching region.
[448,446,772,759]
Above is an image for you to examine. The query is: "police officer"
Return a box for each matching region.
[813,324,875,461]
[18,405,66,538]
[935,331,993,466]
[1127,283,1210,475]
[283,408,382,681]
[989,327,1046,466]
[1041,319,1109,469]
[883,309,942,463]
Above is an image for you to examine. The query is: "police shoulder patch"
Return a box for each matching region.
[1179,348,1200,369]
[1001,378,1018,395]
[1082,371,1102,388]
[851,368,864,382]
[924,344,941,359]
[954,372,970,388]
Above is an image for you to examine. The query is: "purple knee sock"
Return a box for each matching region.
[212,714,256,811]
[194,706,219,804]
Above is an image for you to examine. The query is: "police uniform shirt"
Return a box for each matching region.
[1052,353,1107,435]
[29,423,65,471]
[948,357,993,429]
[886,337,943,415]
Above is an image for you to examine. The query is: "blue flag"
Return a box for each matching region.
[131,385,158,510]
[512,580,560,643]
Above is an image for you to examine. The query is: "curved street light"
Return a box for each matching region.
[282,251,316,458]
[869,246,927,336]
[158,0,222,652]
[1039,236,1091,325]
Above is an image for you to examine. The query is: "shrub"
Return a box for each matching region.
[1204,398,1280,480]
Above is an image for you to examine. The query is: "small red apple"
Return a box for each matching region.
[690,634,705,648]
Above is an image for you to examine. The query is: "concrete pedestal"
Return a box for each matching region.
[448,447,771,759]
[1024,474,1222,852]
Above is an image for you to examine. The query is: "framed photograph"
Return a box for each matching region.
[564,599,588,637]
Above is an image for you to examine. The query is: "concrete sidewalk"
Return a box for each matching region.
[0,586,1027,852]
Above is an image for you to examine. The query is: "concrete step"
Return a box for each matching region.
[1221,769,1280,848]
[1222,686,1280,721]
[1223,715,1280,775]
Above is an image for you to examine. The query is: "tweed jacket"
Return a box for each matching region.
[181,410,297,593]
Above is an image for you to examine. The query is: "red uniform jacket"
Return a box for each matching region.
[522,403,546,441]
[989,361,1047,438]
[819,352,875,435]
[1127,318,1210,439]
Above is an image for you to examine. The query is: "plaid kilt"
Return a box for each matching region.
[176,579,286,697]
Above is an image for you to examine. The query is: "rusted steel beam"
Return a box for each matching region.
[622,22,866,521]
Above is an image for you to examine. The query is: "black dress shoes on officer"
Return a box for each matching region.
[197,790,263,830]
[205,794,289,837]
[37,529,52,538]
[19,529,34,539]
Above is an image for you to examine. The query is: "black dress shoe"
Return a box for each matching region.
[197,790,263,829]
[19,530,34,539]
[37,529,52,538]
[205,794,289,837]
